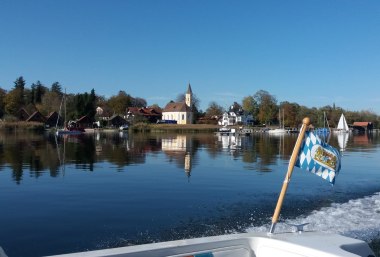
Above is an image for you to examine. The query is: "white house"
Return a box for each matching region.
[218,109,254,126]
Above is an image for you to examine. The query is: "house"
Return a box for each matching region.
[127,107,162,123]
[26,111,47,123]
[218,107,254,126]
[162,83,193,125]
[353,121,373,133]
[76,115,94,128]
[219,111,238,126]
[45,111,62,128]
[108,114,127,127]
[18,108,30,121]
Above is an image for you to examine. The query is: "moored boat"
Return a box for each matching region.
[119,124,129,131]
[55,90,85,136]
[335,113,350,133]
[268,109,287,134]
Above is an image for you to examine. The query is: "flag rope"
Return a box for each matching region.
[269,117,311,234]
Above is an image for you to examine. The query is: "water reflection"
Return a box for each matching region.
[0,131,379,184]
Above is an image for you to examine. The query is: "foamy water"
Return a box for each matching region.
[246,192,380,241]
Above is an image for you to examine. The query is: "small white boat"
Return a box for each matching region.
[268,109,287,134]
[37,230,374,257]
[335,114,350,133]
[119,124,129,131]
[217,127,233,135]
[238,127,253,135]
[55,129,84,136]
[268,128,287,134]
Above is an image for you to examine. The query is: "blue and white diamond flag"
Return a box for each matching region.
[295,131,341,184]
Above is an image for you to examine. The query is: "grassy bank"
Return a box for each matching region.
[0,121,45,132]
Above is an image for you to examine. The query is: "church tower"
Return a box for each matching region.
[185,83,193,109]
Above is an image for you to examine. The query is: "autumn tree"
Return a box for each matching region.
[40,90,62,116]
[254,90,277,125]
[4,77,26,116]
[107,90,132,115]
[279,101,300,127]
[205,101,224,118]
[242,95,258,117]
[0,88,6,118]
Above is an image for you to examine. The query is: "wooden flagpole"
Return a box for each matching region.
[269,117,311,234]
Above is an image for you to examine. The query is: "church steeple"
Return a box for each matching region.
[185,83,192,108]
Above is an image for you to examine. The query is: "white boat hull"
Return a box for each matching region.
[268,128,287,134]
[42,231,375,257]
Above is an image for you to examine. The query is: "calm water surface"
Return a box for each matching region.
[0,131,379,257]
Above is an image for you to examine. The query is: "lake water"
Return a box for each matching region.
[0,130,379,257]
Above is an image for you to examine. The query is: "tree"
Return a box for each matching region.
[176,92,201,110]
[228,101,242,113]
[51,82,63,95]
[242,95,258,116]
[279,101,299,127]
[40,91,62,116]
[14,76,25,91]
[107,90,132,115]
[4,88,23,116]
[86,89,97,119]
[205,101,224,118]
[0,88,6,118]
[132,97,147,107]
[254,90,277,125]
[30,80,47,104]
[8,76,26,111]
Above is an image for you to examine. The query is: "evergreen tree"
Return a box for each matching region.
[51,82,62,95]
[14,76,25,91]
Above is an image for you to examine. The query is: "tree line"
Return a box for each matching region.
[0,76,148,123]
[1,76,379,128]
[204,90,380,129]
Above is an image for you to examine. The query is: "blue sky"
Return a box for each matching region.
[0,0,379,114]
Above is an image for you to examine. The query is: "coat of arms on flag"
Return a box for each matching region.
[295,131,341,184]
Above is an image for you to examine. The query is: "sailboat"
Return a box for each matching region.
[335,113,350,134]
[268,109,287,134]
[315,112,331,141]
[55,91,85,136]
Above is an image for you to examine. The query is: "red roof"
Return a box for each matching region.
[128,107,161,116]
[353,122,372,127]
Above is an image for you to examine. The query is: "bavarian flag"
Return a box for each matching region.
[295,131,341,184]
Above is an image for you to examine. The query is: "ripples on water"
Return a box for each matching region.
[0,131,379,256]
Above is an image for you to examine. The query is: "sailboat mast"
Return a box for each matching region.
[64,89,67,128]
[56,92,64,129]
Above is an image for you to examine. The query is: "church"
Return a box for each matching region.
[162,83,193,124]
